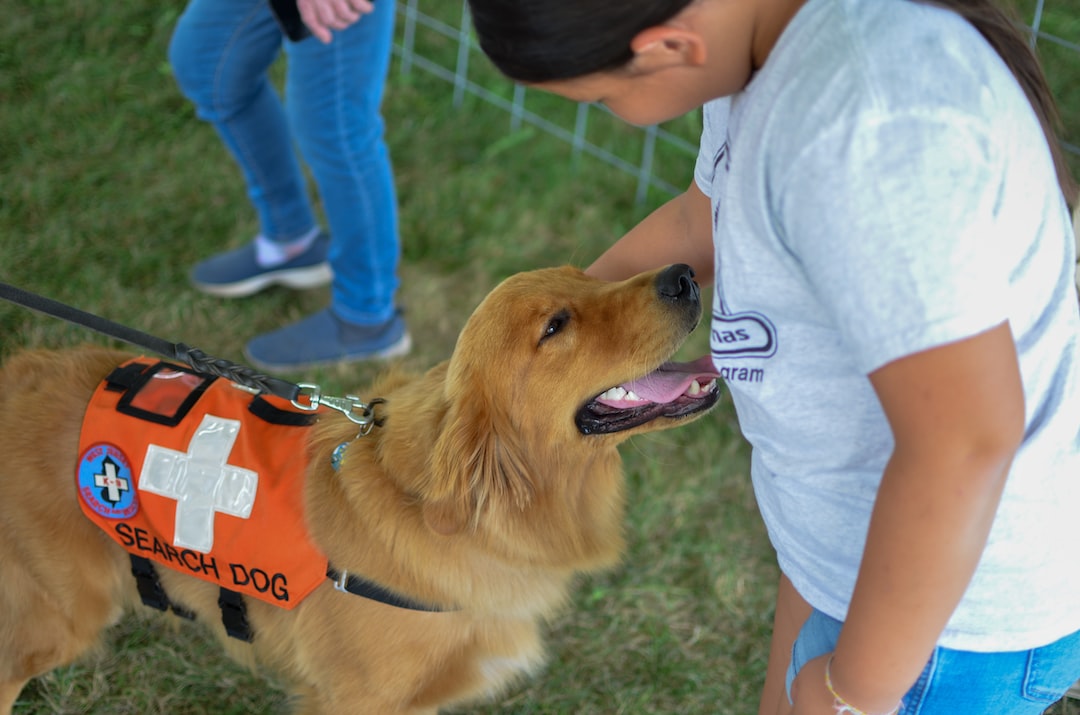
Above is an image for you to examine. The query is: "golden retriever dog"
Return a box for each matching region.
[0,264,720,714]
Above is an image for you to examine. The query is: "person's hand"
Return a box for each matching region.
[297,0,375,44]
[787,654,841,715]
[788,653,900,715]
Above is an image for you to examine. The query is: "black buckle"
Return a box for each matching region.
[217,588,254,642]
[129,555,194,620]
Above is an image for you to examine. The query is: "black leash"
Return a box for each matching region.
[0,281,385,427]
[0,281,300,401]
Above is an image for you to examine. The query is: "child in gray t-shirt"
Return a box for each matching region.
[467,0,1080,713]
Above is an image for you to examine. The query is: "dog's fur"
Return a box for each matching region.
[0,265,718,714]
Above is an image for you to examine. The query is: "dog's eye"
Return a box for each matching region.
[540,310,570,343]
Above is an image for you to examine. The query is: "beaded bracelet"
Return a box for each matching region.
[824,655,901,715]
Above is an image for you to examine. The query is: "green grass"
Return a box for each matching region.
[2,1,1079,714]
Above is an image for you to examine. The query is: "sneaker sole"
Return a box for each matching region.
[192,263,333,298]
[244,332,412,373]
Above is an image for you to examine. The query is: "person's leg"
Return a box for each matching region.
[169,0,329,296]
[284,0,400,327]
[242,0,408,370]
[760,573,813,715]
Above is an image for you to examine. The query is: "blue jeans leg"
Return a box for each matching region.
[786,609,1080,714]
[285,0,400,326]
[168,0,316,242]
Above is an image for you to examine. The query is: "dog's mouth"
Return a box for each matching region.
[575,356,722,435]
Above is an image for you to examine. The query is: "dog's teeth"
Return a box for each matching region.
[625,390,643,402]
[687,380,702,396]
[601,387,627,401]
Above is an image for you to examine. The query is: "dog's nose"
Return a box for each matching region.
[656,264,699,305]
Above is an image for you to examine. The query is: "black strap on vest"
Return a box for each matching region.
[249,394,320,426]
[130,554,254,642]
[218,588,255,642]
[326,565,448,613]
[105,362,153,393]
[129,555,195,620]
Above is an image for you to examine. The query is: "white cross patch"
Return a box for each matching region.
[94,458,129,504]
[139,414,258,553]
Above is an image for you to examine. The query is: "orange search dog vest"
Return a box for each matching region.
[76,359,328,609]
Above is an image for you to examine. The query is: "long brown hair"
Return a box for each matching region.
[917,1,1077,206]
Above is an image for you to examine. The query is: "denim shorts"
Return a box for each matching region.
[786,609,1080,714]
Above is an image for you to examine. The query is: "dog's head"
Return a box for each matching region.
[422,264,720,544]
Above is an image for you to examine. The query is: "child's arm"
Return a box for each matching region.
[587,181,714,283]
[791,321,1025,714]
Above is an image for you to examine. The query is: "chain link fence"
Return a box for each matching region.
[392,0,701,205]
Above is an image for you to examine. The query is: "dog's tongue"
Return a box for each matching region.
[616,356,721,404]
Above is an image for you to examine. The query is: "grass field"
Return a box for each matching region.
[2,1,1079,713]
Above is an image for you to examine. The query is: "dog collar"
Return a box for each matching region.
[327,565,451,612]
[322,403,443,612]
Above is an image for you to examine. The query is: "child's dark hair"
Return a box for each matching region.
[467,0,1076,206]
[468,0,694,82]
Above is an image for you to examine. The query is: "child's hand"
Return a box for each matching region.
[297,0,375,44]
[787,654,839,715]
[789,653,900,715]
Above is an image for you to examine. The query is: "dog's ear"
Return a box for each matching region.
[423,396,535,536]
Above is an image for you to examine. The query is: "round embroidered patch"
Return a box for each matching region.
[77,442,138,519]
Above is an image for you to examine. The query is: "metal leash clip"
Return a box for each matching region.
[332,568,350,593]
[291,383,381,436]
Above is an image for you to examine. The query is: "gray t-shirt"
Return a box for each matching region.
[695,0,1080,650]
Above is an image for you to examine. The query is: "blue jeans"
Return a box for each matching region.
[169,0,400,325]
[787,609,1080,714]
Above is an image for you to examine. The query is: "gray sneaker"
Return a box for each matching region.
[243,308,411,371]
[190,233,332,298]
